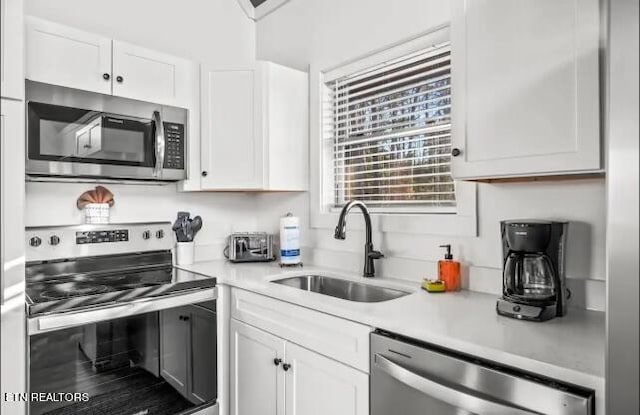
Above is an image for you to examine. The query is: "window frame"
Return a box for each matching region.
[310,26,478,237]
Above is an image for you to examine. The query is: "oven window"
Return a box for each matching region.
[28,102,154,166]
[29,303,217,415]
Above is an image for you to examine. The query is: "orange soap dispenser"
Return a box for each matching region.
[438,244,460,292]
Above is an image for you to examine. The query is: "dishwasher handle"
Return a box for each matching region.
[374,354,541,415]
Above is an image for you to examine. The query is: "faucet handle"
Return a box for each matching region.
[368,250,384,259]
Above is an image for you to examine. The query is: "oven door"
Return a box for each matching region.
[28,290,218,415]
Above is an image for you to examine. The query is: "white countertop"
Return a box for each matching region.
[179,260,605,395]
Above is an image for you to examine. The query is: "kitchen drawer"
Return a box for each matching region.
[231,288,370,372]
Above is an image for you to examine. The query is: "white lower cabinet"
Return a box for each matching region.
[230,319,284,415]
[285,342,368,415]
[230,318,368,415]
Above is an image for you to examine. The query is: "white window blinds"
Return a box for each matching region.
[326,44,455,210]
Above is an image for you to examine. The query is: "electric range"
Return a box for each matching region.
[25,222,218,415]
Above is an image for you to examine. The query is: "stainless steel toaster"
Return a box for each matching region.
[227,233,275,263]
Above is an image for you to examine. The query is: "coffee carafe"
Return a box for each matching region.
[497,220,568,321]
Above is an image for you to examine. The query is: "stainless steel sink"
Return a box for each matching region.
[272,275,410,303]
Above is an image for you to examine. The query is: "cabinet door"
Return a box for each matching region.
[285,342,369,415]
[1,0,23,100]
[112,41,194,107]
[200,66,263,190]
[187,305,217,405]
[451,0,600,179]
[1,99,24,307]
[230,319,284,415]
[25,17,112,95]
[160,307,189,397]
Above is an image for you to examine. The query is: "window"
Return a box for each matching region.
[325,43,454,213]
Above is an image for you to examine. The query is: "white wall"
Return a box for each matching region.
[256,0,607,311]
[25,0,259,260]
[26,0,255,65]
[26,182,258,261]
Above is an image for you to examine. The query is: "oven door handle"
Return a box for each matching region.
[31,288,217,335]
[152,110,165,178]
[374,354,541,415]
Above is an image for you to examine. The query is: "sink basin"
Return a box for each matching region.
[271,275,410,303]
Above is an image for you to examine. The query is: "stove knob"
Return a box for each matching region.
[156,230,164,239]
[142,230,151,240]
[29,236,42,247]
[49,235,61,246]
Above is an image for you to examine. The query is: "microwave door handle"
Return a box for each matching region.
[373,354,541,415]
[152,110,165,178]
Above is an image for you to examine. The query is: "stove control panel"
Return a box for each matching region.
[26,222,173,262]
[76,230,129,244]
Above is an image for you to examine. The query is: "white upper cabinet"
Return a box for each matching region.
[1,0,24,100]
[451,0,601,180]
[200,61,308,191]
[112,40,194,107]
[201,67,261,189]
[26,17,112,95]
[25,18,195,107]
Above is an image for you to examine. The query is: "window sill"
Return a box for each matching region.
[311,181,478,237]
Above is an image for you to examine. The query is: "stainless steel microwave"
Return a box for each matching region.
[26,80,187,181]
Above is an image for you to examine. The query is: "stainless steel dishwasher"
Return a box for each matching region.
[371,331,595,415]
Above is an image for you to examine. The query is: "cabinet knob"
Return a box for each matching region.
[103,73,111,80]
[451,148,462,157]
[29,236,42,247]
[282,363,291,371]
[116,76,124,83]
[273,358,282,366]
[156,230,164,239]
[179,315,190,321]
[142,230,151,240]
[49,235,61,246]
[201,171,208,177]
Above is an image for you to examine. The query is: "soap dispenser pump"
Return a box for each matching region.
[438,244,460,292]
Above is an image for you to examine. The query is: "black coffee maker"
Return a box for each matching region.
[497,220,568,322]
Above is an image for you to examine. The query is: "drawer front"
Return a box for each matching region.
[231,288,370,372]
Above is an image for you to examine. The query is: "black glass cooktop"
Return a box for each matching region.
[26,252,215,316]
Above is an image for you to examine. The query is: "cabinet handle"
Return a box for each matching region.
[103,73,111,80]
[116,76,124,83]
[201,171,208,177]
[273,358,282,366]
[282,363,291,371]
[451,148,462,157]
[179,315,190,321]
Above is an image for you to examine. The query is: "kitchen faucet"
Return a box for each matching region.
[334,200,383,278]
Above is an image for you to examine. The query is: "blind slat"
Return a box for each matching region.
[331,124,451,148]
[335,143,451,162]
[339,171,452,184]
[332,92,451,124]
[333,132,451,154]
[334,153,451,170]
[332,73,451,110]
[334,62,450,101]
[326,83,451,119]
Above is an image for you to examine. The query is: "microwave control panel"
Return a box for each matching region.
[163,122,185,170]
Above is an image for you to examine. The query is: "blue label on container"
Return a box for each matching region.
[281,249,300,257]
